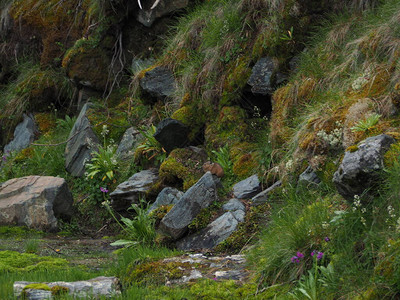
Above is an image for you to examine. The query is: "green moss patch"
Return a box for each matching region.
[0,251,69,272]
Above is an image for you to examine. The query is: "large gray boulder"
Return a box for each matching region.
[148,187,183,214]
[159,172,218,239]
[0,176,73,231]
[116,127,142,161]
[139,66,176,101]
[65,103,99,177]
[176,212,239,251]
[232,175,261,199]
[333,134,395,200]
[110,169,159,211]
[136,0,189,27]
[14,276,121,299]
[153,118,189,152]
[4,114,37,154]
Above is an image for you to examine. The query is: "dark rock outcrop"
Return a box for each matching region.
[333,134,395,200]
[0,176,73,231]
[139,66,176,102]
[247,57,276,95]
[4,114,37,154]
[159,172,218,239]
[65,103,99,177]
[154,118,189,152]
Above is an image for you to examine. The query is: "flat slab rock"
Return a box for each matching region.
[14,276,121,299]
[161,253,248,285]
[110,169,159,211]
[232,175,261,199]
[0,176,73,231]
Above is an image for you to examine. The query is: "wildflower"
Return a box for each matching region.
[311,250,316,257]
[2,155,6,162]
[100,187,109,193]
[291,256,300,263]
[317,252,324,260]
[324,237,330,242]
[296,252,304,258]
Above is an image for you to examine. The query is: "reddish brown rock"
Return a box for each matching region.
[0,176,73,231]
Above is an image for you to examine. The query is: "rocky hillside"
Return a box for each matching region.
[1,0,400,298]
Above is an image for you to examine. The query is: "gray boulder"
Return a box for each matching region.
[247,57,275,95]
[116,127,142,161]
[65,103,99,177]
[139,66,176,101]
[4,114,37,154]
[153,118,189,152]
[159,172,218,239]
[222,198,245,212]
[251,181,282,206]
[110,169,159,211]
[148,187,183,214]
[298,167,321,188]
[176,212,238,251]
[136,0,189,27]
[333,134,395,200]
[233,175,261,199]
[14,276,121,299]
[0,176,73,231]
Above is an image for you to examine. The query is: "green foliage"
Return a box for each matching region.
[351,113,381,133]
[211,145,235,186]
[0,226,44,239]
[86,144,119,182]
[105,201,156,247]
[135,125,166,166]
[24,239,40,254]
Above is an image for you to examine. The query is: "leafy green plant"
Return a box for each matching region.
[24,239,40,254]
[351,113,381,133]
[136,125,166,165]
[211,145,234,183]
[56,115,77,131]
[104,200,156,247]
[86,144,119,182]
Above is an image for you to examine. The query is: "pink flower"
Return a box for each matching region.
[296,252,304,258]
[317,252,324,260]
[100,187,109,193]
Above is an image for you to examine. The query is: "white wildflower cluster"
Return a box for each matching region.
[352,195,367,227]
[316,121,343,149]
[101,125,109,137]
[388,205,396,219]
[285,159,294,170]
[351,70,371,91]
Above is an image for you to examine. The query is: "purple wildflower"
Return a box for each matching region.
[291,256,300,263]
[100,187,109,193]
[317,252,324,260]
[296,251,304,259]
[324,237,330,242]
[2,155,6,162]
[311,250,316,257]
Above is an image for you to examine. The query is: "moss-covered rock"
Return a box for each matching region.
[159,147,207,191]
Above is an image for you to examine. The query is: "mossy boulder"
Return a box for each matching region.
[205,106,249,149]
[159,147,207,191]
